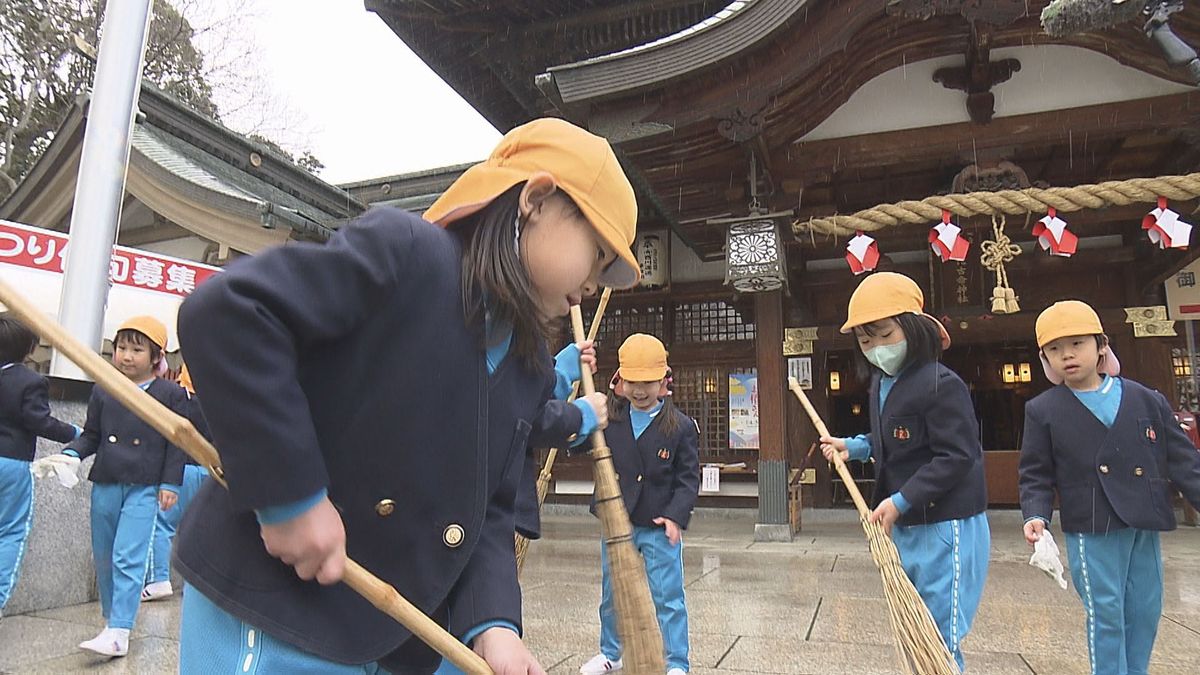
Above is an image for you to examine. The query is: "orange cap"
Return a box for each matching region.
[1035,300,1105,348]
[840,272,950,349]
[177,362,194,394]
[423,118,640,289]
[117,315,168,350]
[617,333,669,382]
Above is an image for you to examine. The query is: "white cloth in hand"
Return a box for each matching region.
[30,454,81,489]
[1029,529,1068,590]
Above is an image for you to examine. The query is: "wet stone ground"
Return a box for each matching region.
[2,508,1198,674]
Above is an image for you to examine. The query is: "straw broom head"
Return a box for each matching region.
[514,448,556,572]
[788,378,958,675]
[571,305,666,674]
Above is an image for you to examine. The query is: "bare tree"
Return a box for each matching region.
[0,0,322,201]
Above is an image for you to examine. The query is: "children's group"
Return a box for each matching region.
[2,118,1199,675]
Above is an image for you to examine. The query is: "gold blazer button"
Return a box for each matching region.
[374,499,396,517]
[443,524,465,548]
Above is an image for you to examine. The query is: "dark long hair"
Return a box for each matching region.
[607,383,684,438]
[853,313,944,379]
[449,183,559,369]
[0,313,38,364]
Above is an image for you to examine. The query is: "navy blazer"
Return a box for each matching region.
[593,402,700,529]
[65,378,187,487]
[866,361,988,527]
[0,363,77,461]
[1019,378,1200,533]
[173,207,580,671]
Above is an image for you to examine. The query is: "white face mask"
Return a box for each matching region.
[866,340,908,376]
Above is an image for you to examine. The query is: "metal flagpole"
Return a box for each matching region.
[51,0,154,379]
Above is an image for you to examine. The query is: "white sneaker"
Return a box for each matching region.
[79,627,130,657]
[667,669,687,675]
[141,580,173,601]
[579,653,623,674]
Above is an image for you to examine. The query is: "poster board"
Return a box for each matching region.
[728,371,759,449]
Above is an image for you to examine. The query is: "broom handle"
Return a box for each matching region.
[0,278,492,675]
[570,305,666,672]
[787,377,872,519]
[557,287,612,436]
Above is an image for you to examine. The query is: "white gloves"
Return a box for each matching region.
[1029,529,1068,590]
[30,454,81,489]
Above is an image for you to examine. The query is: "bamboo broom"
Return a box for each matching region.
[788,377,959,675]
[0,278,493,675]
[515,288,612,572]
[571,305,666,674]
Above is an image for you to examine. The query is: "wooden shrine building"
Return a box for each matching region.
[363,0,1200,538]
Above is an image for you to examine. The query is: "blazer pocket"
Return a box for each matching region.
[1136,417,1162,450]
[886,415,924,445]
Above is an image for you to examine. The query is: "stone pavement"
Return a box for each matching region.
[2,508,1198,674]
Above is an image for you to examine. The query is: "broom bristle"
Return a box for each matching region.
[1041,0,1146,38]
[862,519,960,675]
[514,472,554,572]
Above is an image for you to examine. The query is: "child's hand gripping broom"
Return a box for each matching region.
[515,287,611,572]
[571,304,666,674]
[0,278,495,675]
[788,377,959,675]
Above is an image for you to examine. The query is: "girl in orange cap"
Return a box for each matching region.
[42,316,189,657]
[1020,300,1200,675]
[579,333,699,675]
[173,117,637,674]
[819,272,989,672]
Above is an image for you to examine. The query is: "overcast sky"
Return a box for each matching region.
[198,0,501,185]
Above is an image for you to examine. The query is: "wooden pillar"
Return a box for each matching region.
[754,290,790,541]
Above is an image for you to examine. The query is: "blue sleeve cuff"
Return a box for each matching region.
[72,424,83,440]
[571,398,597,447]
[844,435,871,462]
[461,620,519,646]
[62,449,80,459]
[890,491,912,514]
[553,344,582,401]
[159,483,179,495]
[255,488,329,525]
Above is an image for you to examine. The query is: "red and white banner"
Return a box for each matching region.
[0,219,221,349]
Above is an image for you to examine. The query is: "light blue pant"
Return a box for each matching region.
[892,512,990,672]
[1065,529,1163,675]
[180,584,384,674]
[599,525,689,671]
[147,465,208,584]
[91,482,159,629]
[0,457,35,610]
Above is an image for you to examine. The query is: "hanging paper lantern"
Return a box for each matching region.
[1143,197,1193,250]
[634,232,667,288]
[1031,207,1078,257]
[846,231,880,275]
[929,210,970,262]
